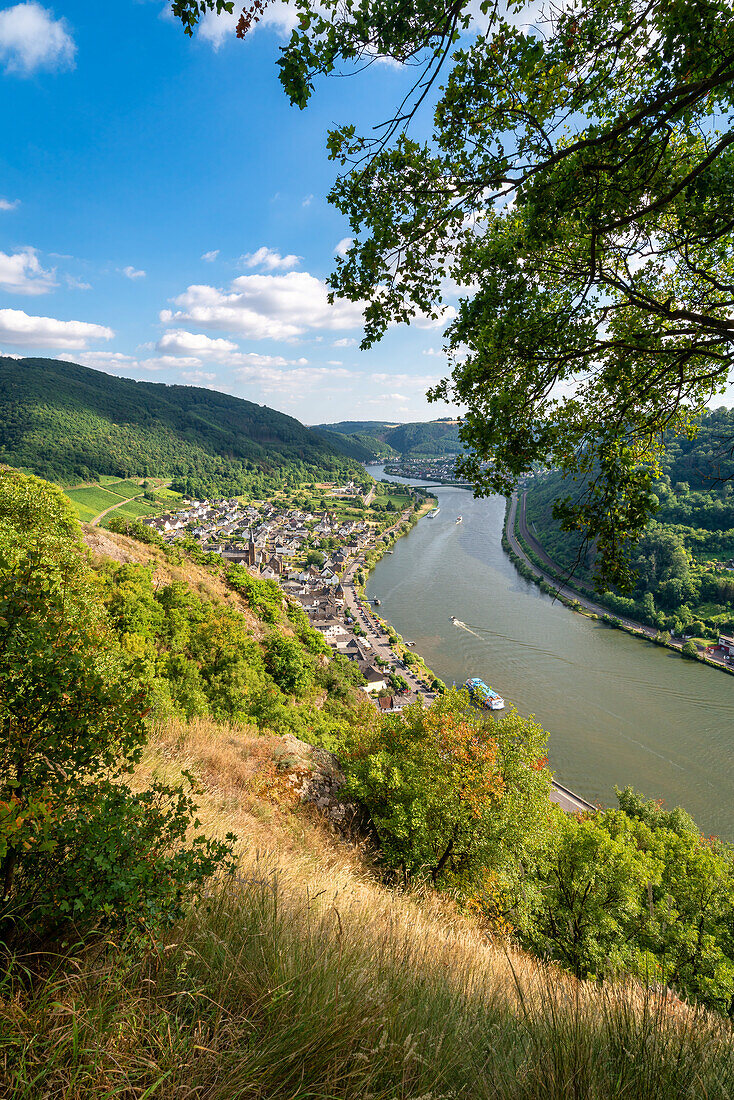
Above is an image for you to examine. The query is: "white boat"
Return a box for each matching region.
[450,615,457,622]
[456,515,463,523]
[464,677,506,710]
[427,507,440,518]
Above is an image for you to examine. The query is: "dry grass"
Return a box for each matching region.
[82,527,263,634]
[3,717,734,1099]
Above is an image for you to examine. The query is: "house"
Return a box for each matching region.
[718,633,734,656]
[359,664,387,693]
[376,694,408,713]
[314,620,348,641]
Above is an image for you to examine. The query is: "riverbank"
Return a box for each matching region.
[355,484,597,815]
[505,492,734,679]
[341,494,447,698]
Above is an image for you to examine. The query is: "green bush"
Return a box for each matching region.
[227,565,284,623]
[0,468,235,949]
[263,633,314,696]
[338,691,550,901]
[682,640,699,658]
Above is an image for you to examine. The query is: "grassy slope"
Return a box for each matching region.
[4,530,734,1099]
[6,710,733,1098]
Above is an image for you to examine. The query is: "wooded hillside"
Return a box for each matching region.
[0,356,362,496]
[318,418,463,456]
[525,410,734,638]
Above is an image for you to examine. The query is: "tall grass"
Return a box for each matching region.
[4,717,734,1099]
[4,844,734,1099]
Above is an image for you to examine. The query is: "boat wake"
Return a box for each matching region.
[451,618,484,640]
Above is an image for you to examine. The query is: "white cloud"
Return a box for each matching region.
[333,337,357,348]
[0,197,19,211]
[163,271,365,340]
[302,194,313,208]
[370,372,440,390]
[242,246,300,272]
[60,349,209,375]
[155,329,311,370]
[0,248,56,295]
[59,349,138,370]
[0,2,75,75]
[201,249,220,262]
[197,2,297,48]
[180,369,217,383]
[156,329,239,357]
[233,362,351,395]
[64,274,91,291]
[0,308,113,349]
[334,237,353,257]
[122,265,146,280]
[326,359,343,366]
[422,347,446,357]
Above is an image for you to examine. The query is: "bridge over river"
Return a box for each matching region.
[366,467,734,840]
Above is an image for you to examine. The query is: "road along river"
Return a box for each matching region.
[366,467,734,840]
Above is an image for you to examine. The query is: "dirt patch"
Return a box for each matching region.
[81,524,153,565]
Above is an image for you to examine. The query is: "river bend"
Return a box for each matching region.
[366,468,734,840]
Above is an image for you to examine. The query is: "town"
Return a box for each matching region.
[381,456,465,482]
[142,480,441,714]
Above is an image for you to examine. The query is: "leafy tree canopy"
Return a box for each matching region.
[0,468,235,947]
[174,0,734,588]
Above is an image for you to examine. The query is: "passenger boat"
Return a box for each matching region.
[464,677,505,710]
[427,507,440,518]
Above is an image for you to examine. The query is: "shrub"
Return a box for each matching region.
[0,468,235,949]
[682,640,699,658]
[263,632,314,695]
[338,691,551,904]
[227,565,284,623]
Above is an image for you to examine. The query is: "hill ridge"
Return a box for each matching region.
[0,356,362,496]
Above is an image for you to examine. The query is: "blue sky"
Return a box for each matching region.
[0,0,459,424]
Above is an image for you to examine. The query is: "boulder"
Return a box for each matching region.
[271,734,375,840]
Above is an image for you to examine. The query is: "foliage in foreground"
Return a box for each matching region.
[339,692,734,1015]
[3,849,734,1100]
[0,467,235,948]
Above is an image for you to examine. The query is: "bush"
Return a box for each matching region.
[682,640,699,658]
[0,468,235,948]
[227,565,284,623]
[263,633,314,695]
[338,691,551,901]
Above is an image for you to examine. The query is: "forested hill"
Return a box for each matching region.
[525,408,734,639]
[317,418,463,456]
[0,356,362,496]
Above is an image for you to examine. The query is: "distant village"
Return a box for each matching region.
[142,480,436,714]
[382,456,462,481]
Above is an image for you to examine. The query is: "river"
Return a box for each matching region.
[366,466,734,840]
